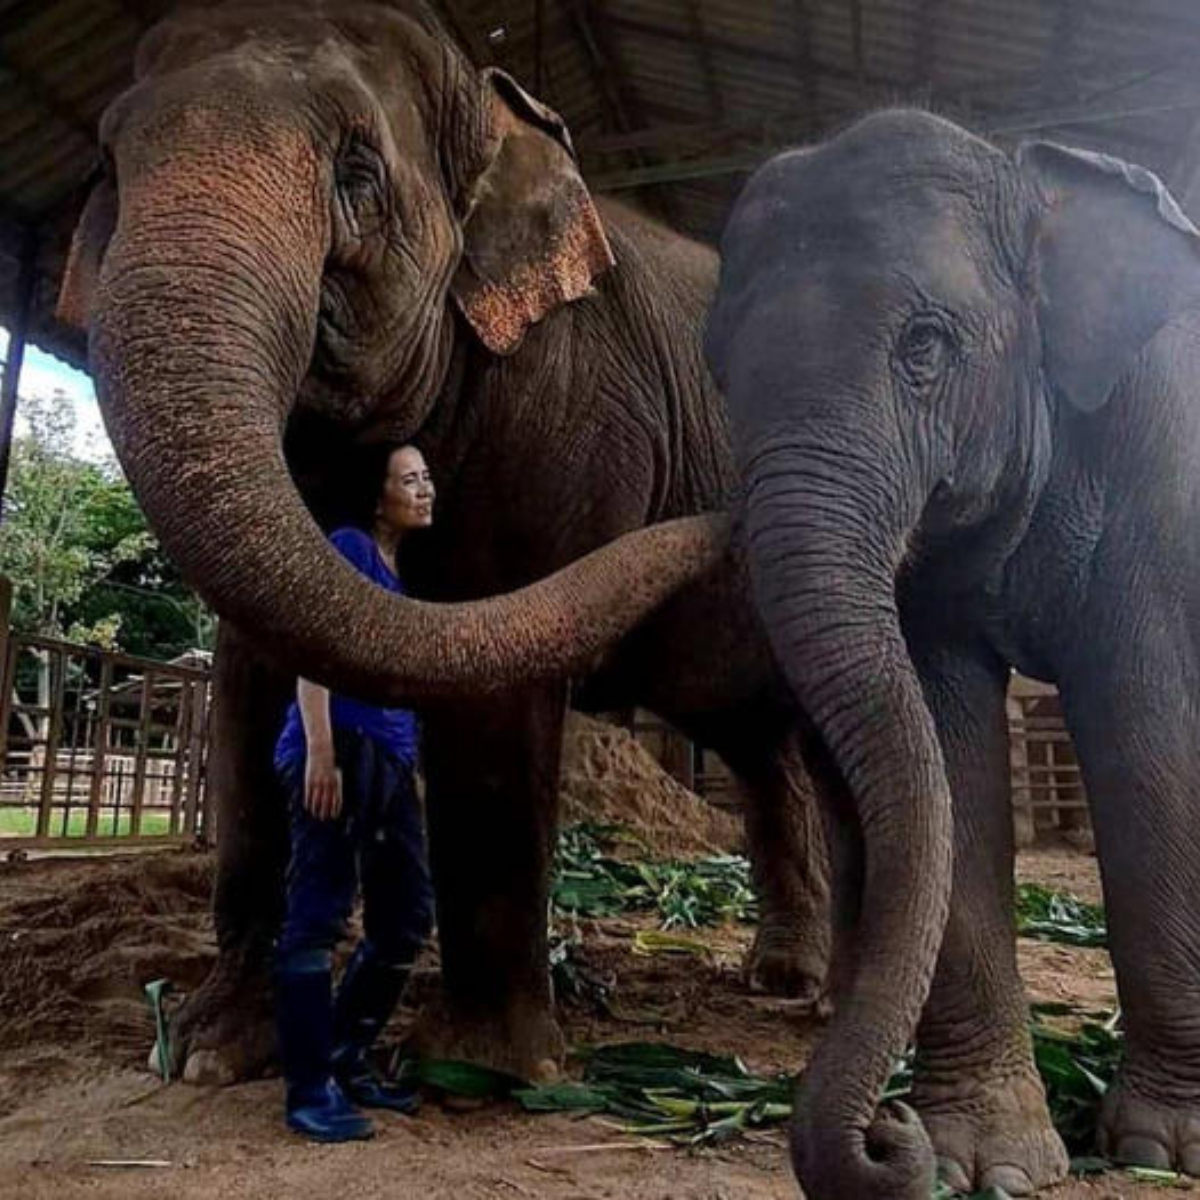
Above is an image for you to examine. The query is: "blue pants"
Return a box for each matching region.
[276,729,434,970]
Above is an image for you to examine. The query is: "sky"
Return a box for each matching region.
[0,327,111,461]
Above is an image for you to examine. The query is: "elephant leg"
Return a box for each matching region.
[412,682,568,1082]
[911,646,1068,1195]
[169,621,292,1084]
[700,715,830,1008]
[1059,654,1200,1176]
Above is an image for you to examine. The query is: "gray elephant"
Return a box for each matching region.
[706,109,1200,1199]
[57,1,829,1085]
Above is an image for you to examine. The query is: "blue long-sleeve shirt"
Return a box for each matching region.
[273,527,419,771]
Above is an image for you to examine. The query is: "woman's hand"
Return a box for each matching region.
[304,744,342,821]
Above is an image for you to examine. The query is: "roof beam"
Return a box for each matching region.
[590,98,1200,192]
[582,119,781,155]
[0,228,37,513]
[567,0,641,138]
[0,48,95,145]
[433,0,495,66]
[603,12,898,97]
[685,0,724,122]
[912,0,941,100]
[787,0,820,114]
[590,149,771,191]
[849,0,865,87]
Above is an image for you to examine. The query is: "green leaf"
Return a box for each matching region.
[409,1059,521,1098]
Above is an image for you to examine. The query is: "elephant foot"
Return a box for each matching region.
[744,918,830,1014]
[916,1066,1068,1196]
[408,995,565,1084]
[157,945,276,1085]
[1099,1076,1200,1176]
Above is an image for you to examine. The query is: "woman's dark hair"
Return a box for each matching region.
[343,441,409,531]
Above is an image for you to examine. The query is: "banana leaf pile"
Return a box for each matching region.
[411,1007,1134,1193]
[458,827,1181,1190]
[552,823,757,928]
[1015,883,1107,948]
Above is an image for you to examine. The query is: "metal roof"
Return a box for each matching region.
[4,0,1200,374]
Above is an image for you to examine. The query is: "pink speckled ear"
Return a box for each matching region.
[451,70,614,356]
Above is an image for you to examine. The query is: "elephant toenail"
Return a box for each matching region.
[183,1048,238,1086]
[983,1165,1035,1196]
[1115,1136,1171,1170]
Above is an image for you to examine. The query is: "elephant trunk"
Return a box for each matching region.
[743,437,952,1200]
[88,118,725,704]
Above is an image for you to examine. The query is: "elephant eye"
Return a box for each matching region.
[895,314,956,393]
[334,135,389,236]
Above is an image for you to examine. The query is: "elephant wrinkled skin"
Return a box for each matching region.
[60,3,831,1088]
[708,109,1200,1198]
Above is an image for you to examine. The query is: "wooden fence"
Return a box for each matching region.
[633,673,1088,844]
[0,580,213,854]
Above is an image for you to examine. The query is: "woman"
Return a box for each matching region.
[273,443,436,1142]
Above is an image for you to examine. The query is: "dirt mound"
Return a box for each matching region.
[559,713,742,857]
[0,851,215,1108]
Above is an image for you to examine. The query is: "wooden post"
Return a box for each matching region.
[0,230,36,516]
[129,674,153,836]
[84,659,113,838]
[0,576,12,777]
[168,680,190,835]
[182,678,207,840]
[35,647,64,840]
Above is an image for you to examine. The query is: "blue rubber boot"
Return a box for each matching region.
[331,944,421,1115]
[276,956,375,1142]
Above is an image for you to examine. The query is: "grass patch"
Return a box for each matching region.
[0,806,175,839]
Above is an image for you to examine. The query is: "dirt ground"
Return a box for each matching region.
[0,838,1194,1198]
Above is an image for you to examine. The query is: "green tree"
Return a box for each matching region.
[0,390,213,658]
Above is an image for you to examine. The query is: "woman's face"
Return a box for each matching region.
[376,446,435,534]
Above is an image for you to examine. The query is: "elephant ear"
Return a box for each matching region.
[57,177,118,331]
[451,69,614,355]
[1019,141,1200,413]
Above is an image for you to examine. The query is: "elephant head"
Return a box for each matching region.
[56,0,725,703]
[706,108,1200,1199]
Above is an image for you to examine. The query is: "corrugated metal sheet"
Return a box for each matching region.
[3,0,1200,371]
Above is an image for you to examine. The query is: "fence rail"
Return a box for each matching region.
[632,674,1089,845]
[0,579,213,853]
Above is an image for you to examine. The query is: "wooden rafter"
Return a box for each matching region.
[787,0,820,116]
[567,0,641,137]
[849,0,865,87]
[434,0,495,66]
[0,50,95,146]
[912,0,941,100]
[590,97,1200,193]
[685,0,723,123]
[603,11,898,98]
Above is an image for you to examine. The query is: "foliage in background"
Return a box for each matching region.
[0,391,212,658]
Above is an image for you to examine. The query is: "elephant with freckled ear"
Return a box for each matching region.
[706,106,1200,1200]
[56,1,833,1087]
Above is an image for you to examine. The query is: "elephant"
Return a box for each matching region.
[706,107,1200,1198]
[56,1,830,1086]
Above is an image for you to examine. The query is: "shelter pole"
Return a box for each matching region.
[0,229,37,515]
